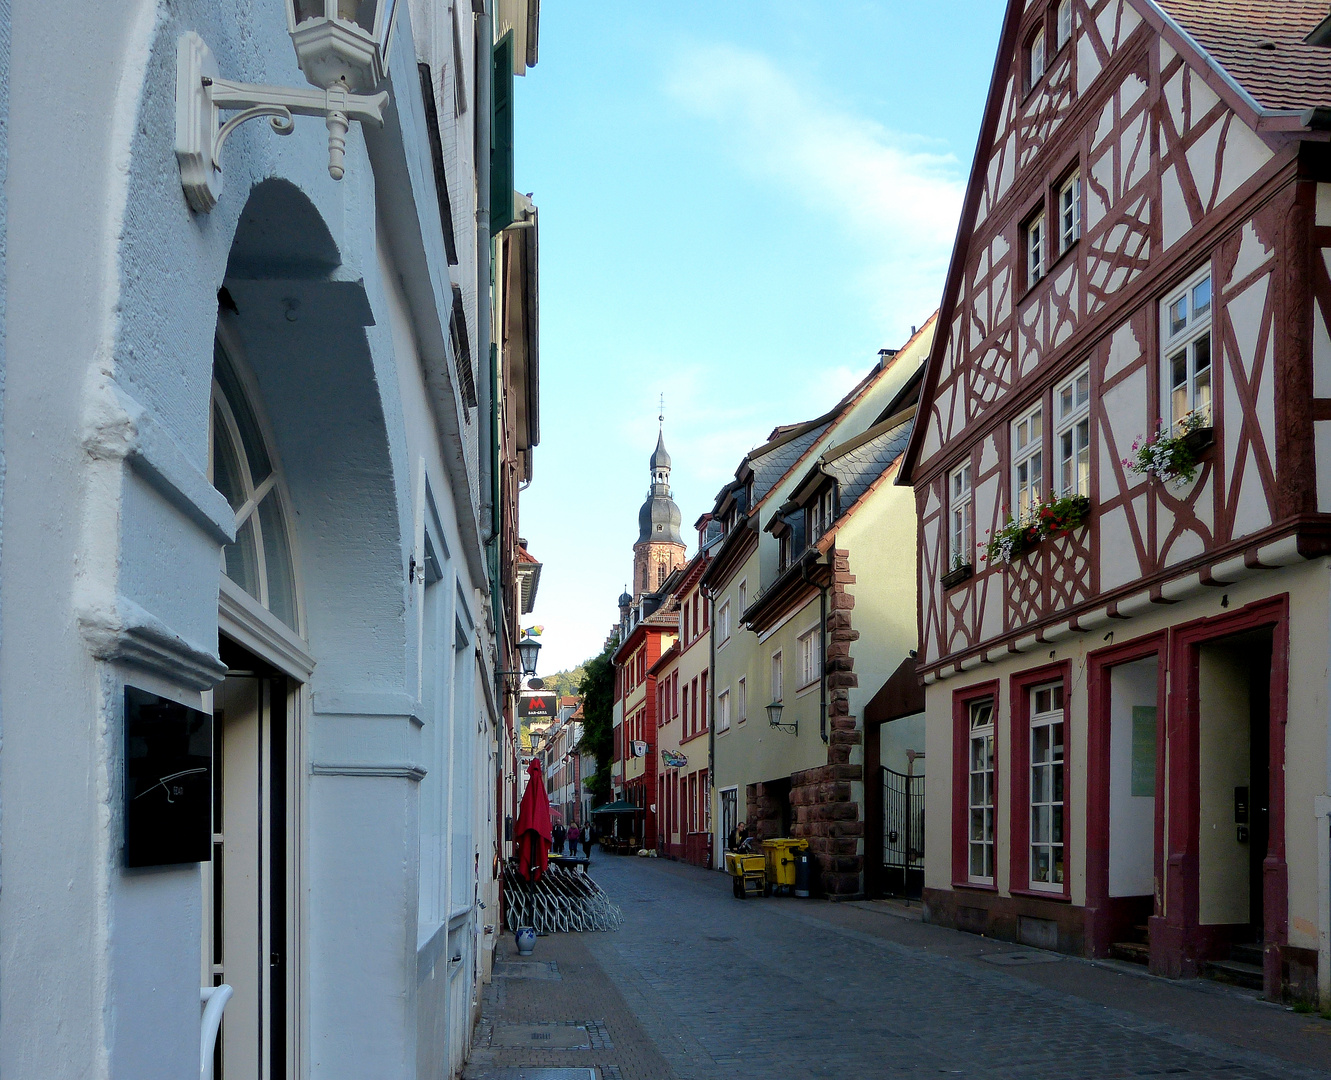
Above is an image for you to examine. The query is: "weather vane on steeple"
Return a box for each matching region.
[659,392,665,428]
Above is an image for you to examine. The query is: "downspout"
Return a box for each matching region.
[799,552,830,745]
[705,583,717,866]
[477,1,494,546]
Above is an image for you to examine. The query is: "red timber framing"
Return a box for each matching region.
[1008,661,1074,903]
[901,0,1331,681]
[1149,594,1289,996]
[951,680,1001,892]
[1084,630,1167,958]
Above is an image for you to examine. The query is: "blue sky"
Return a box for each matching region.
[516,1,1007,676]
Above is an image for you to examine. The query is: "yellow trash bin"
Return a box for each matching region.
[762,838,809,894]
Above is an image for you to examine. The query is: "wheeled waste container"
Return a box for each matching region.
[762,838,809,896]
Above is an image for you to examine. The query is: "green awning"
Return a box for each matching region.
[591,799,642,815]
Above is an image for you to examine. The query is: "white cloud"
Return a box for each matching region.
[664,42,964,330]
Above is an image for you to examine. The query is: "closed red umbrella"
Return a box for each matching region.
[514,758,552,883]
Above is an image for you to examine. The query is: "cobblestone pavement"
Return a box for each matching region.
[468,855,1331,1080]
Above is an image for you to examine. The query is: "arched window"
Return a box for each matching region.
[210,340,300,632]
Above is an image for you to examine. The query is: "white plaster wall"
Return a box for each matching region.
[0,2,493,1077]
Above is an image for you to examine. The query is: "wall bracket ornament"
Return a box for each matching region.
[175,32,388,213]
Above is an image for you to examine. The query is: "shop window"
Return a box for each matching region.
[968,698,996,885]
[1029,682,1066,890]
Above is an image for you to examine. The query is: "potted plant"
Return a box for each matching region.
[941,550,973,589]
[983,514,1044,566]
[1123,411,1211,486]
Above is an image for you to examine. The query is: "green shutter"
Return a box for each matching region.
[491,31,515,232]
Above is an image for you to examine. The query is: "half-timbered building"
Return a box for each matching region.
[900,0,1331,1002]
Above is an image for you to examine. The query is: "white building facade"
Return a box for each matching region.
[0,0,538,1077]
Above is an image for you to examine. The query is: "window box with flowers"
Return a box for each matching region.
[1122,411,1212,486]
[982,494,1092,566]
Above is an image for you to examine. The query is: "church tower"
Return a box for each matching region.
[633,428,687,600]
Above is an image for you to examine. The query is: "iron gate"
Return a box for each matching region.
[881,767,924,896]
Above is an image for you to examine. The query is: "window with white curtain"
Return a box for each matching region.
[1011,402,1044,521]
[1055,365,1091,497]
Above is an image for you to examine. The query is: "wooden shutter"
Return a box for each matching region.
[491,31,515,231]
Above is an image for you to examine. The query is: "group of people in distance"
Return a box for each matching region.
[550,819,596,857]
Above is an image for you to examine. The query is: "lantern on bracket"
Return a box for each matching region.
[175,0,401,213]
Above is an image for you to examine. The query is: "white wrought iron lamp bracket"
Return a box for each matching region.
[176,32,388,213]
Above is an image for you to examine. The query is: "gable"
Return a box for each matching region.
[903,0,1290,485]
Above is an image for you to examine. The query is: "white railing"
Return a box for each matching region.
[199,984,233,1080]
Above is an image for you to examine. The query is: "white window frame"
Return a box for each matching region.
[717,688,730,733]
[1160,265,1214,432]
[949,461,973,569]
[1058,171,1081,254]
[1029,682,1066,892]
[738,578,747,616]
[737,676,747,724]
[1028,25,1046,89]
[1025,210,1046,289]
[1056,0,1073,50]
[797,625,821,689]
[717,600,731,647]
[1055,364,1091,498]
[1011,401,1044,522]
[771,650,784,703]
[968,698,996,886]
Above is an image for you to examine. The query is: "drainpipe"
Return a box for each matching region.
[705,583,717,866]
[800,552,830,745]
[477,1,494,546]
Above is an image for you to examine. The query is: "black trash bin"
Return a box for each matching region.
[793,851,811,898]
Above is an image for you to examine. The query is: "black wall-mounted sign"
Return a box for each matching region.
[519,694,555,720]
[124,687,212,868]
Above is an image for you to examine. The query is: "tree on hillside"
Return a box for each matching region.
[577,646,616,806]
[541,664,587,702]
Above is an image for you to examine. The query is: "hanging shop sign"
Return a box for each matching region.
[519,694,555,720]
[661,749,688,769]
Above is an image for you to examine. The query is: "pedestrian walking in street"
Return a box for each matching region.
[566,821,581,855]
[551,821,566,855]
[583,821,596,858]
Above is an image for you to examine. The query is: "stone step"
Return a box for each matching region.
[1110,941,1150,965]
[1229,943,1263,967]
[1204,959,1264,990]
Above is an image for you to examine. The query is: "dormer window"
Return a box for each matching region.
[1027,25,1046,90]
[778,531,792,573]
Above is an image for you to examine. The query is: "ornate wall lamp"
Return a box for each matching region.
[767,700,797,735]
[176,0,399,212]
[497,635,542,692]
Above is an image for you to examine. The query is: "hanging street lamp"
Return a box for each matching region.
[516,635,542,678]
[176,0,400,212]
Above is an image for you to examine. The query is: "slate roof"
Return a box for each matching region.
[820,414,915,514]
[1152,0,1331,111]
[749,418,838,504]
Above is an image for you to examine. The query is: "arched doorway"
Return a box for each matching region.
[206,334,306,1080]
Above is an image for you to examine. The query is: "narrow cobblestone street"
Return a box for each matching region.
[467,856,1331,1080]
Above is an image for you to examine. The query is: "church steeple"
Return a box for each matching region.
[632,407,687,599]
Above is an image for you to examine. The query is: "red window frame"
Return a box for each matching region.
[1009,661,1073,901]
[951,680,1000,891]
